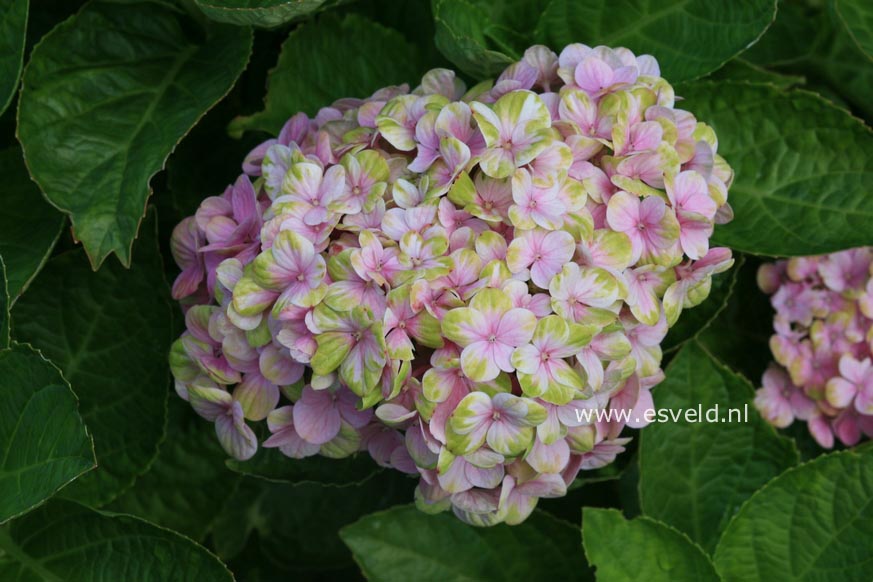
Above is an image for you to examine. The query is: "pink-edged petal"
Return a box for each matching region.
[526,438,570,473]
[232,373,280,421]
[187,385,231,421]
[460,341,502,381]
[215,401,258,461]
[293,386,342,444]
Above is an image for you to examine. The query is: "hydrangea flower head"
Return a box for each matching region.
[755,249,873,447]
[170,43,733,526]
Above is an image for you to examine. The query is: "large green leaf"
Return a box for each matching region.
[0,257,7,349]
[213,471,415,573]
[0,500,233,580]
[353,0,449,70]
[709,59,804,90]
[12,211,173,506]
[0,345,94,524]
[340,505,593,581]
[805,29,873,123]
[0,0,27,116]
[749,0,873,123]
[679,81,873,256]
[195,0,330,27]
[535,0,776,82]
[226,441,381,485]
[0,147,64,302]
[431,0,521,79]
[714,448,873,581]
[837,0,873,60]
[229,13,423,136]
[639,341,798,552]
[582,508,719,582]
[663,255,743,352]
[742,0,826,66]
[106,399,241,542]
[17,0,252,268]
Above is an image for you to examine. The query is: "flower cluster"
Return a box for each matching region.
[169,43,733,526]
[755,249,873,448]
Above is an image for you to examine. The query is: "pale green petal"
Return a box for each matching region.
[468,287,512,316]
[442,307,483,347]
[310,332,353,376]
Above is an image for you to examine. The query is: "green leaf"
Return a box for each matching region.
[639,341,798,553]
[663,255,743,352]
[0,500,233,580]
[431,0,519,79]
[678,81,873,256]
[742,0,873,122]
[806,41,873,124]
[0,257,7,349]
[17,0,253,268]
[837,0,873,60]
[713,448,873,581]
[0,345,94,524]
[0,0,27,116]
[0,147,64,302]
[105,399,241,542]
[708,59,804,89]
[12,210,173,506]
[226,441,381,485]
[582,508,719,582]
[340,505,593,581]
[195,0,331,27]
[742,0,827,67]
[213,471,415,571]
[352,0,449,70]
[230,13,424,136]
[535,0,777,82]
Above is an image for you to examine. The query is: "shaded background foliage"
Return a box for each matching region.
[0,0,872,579]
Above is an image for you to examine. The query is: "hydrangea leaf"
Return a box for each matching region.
[713,447,873,581]
[663,255,743,352]
[212,471,415,572]
[0,345,95,524]
[12,210,173,506]
[534,0,777,81]
[230,13,423,136]
[639,341,798,553]
[744,0,873,121]
[709,59,804,89]
[582,508,719,582]
[0,257,7,349]
[0,500,233,580]
[741,0,826,66]
[340,505,593,580]
[837,0,873,60]
[430,0,554,78]
[679,81,873,256]
[0,0,27,116]
[0,147,64,302]
[226,425,381,485]
[195,0,330,27]
[105,399,242,542]
[432,0,517,79]
[17,0,253,268]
